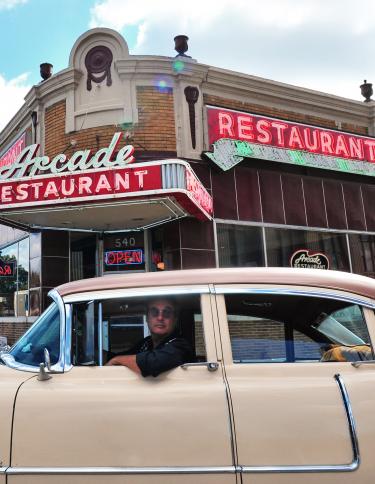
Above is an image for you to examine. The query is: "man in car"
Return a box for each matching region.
[106,298,194,377]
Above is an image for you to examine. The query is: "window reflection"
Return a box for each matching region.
[0,238,29,317]
[265,227,350,271]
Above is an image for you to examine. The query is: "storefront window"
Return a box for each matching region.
[70,233,97,281]
[265,228,350,271]
[0,238,29,317]
[103,232,145,273]
[217,224,264,268]
[349,234,375,278]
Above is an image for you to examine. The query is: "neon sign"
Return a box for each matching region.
[0,133,26,169]
[0,132,134,181]
[105,249,144,266]
[204,138,375,177]
[206,106,375,166]
[0,259,16,277]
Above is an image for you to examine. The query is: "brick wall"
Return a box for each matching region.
[44,86,176,158]
[0,321,33,346]
[204,94,368,135]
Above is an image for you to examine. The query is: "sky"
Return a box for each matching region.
[1,0,375,131]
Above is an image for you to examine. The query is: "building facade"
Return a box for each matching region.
[1,28,375,345]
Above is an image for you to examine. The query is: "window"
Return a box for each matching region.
[71,294,206,366]
[265,227,350,271]
[0,238,29,317]
[217,224,264,268]
[8,302,60,367]
[224,293,373,363]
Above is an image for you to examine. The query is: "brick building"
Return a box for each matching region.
[0,28,374,345]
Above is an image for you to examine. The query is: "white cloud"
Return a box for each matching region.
[89,0,375,101]
[0,0,27,10]
[0,73,31,131]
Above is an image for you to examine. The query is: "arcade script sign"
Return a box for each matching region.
[0,133,158,208]
[290,250,329,270]
[204,106,375,176]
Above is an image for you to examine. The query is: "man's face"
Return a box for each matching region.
[147,299,176,338]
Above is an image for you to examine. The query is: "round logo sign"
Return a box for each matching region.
[290,249,329,270]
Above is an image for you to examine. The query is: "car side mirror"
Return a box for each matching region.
[37,347,58,381]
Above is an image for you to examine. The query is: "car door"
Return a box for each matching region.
[8,288,238,484]
[214,284,375,484]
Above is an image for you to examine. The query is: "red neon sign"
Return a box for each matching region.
[207,106,375,164]
[0,165,162,208]
[0,259,16,277]
[0,133,26,168]
[105,249,144,266]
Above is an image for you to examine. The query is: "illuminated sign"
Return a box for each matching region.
[105,249,144,266]
[205,138,375,176]
[0,133,26,169]
[290,250,329,270]
[0,259,16,277]
[0,132,134,181]
[206,106,375,174]
[0,165,160,208]
[186,168,213,214]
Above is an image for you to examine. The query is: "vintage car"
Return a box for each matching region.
[1,267,375,484]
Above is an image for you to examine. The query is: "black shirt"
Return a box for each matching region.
[131,332,195,377]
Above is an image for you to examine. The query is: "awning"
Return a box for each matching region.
[0,160,212,232]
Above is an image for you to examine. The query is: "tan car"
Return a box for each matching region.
[1,267,375,484]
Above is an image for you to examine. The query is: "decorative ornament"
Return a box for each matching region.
[85,46,113,91]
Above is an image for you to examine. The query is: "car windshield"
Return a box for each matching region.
[4,303,61,368]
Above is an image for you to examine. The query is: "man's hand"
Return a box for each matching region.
[105,355,141,374]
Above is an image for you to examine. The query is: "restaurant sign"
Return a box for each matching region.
[0,133,26,169]
[0,133,213,224]
[290,250,329,270]
[205,106,375,176]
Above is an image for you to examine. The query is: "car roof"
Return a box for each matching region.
[55,267,375,300]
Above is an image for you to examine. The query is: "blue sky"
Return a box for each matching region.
[1,0,375,131]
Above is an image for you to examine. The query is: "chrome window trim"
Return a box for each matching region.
[64,303,72,370]
[241,374,359,474]
[1,295,65,373]
[6,465,236,475]
[213,286,375,309]
[48,289,66,372]
[0,467,7,474]
[63,285,210,304]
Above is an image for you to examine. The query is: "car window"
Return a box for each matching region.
[224,293,373,363]
[8,303,60,367]
[71,294,206,366]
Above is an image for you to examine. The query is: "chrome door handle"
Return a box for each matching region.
[181,362,219,371]
[352,359,375,368]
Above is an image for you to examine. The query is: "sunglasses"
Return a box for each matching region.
[148,307,175,319]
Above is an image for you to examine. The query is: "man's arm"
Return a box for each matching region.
[105,354,141,374]
[136,338,194,377]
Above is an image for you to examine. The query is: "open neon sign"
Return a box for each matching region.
[105,249,144,266]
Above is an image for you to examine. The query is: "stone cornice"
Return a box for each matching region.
[0,68,82,145]
[115,56,207,84]
[202,66,371,125]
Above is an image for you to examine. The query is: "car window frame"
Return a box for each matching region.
[213,284,375,365]
[62,285,218,370]
[1,288,66,373]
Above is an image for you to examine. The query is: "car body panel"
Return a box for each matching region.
[9,292,236,484]
[213,285,375,483]
[0,366,34,474]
